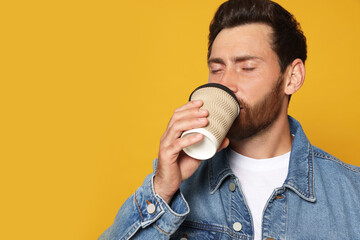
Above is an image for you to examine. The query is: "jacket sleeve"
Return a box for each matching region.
[98,160,190,240]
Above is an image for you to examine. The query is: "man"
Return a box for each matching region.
[99,0,360,239]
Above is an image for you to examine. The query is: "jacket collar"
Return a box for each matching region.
[208,115,316,202]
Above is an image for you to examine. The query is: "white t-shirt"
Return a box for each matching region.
[228,148,290,240]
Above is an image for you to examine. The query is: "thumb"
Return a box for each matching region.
[217,137,230,152]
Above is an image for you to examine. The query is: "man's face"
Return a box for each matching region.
[207,23,287,141]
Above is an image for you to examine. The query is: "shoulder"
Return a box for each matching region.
[312,145,360,174]
[312,145,360,191]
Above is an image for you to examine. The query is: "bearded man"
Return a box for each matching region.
[99,0,360,239]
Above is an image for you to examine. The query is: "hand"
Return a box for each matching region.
[154,100,229,204]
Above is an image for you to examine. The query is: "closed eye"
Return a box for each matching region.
[210,69,223,74]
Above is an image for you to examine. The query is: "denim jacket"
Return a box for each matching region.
[99,116,360,240]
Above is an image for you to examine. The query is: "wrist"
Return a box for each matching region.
[153,175,174,204]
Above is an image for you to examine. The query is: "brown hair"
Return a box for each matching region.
[208,0,307,72]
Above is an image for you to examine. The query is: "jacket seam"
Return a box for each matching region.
[155,223,170,235]
[134,192,144,222]
[121,222,141,240]
[284,190,288,240]
[308,144,314,198]
[313,151,360,174]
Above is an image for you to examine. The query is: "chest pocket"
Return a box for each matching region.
[170,221,224,240]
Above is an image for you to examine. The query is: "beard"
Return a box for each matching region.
[227,75,285,142]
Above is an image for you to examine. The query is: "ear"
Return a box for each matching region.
[284,59,305,95]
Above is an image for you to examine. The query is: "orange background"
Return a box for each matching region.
[1,0,359,239]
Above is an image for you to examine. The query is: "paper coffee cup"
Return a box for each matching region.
[181,83,240,160]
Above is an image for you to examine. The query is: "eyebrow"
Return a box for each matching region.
[207,55,263,65]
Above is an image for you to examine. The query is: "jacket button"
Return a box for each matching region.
[233,222,242,231]
[147,203,156,214]
[180,233,188,240]
[229,182,236,192]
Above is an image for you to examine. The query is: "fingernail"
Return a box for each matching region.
[199,118,207,122]
[200,109,207,114]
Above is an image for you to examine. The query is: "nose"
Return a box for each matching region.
[218,69,238,93]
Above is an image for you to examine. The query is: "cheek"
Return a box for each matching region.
[208,73,223,84]
[240,76,269,105]
[242,68,280,105]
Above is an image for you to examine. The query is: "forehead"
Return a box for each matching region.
[210,23,275,59]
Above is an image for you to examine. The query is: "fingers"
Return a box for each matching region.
[168,101,208,129]
[166,133,204,156]
[162,101,208,142]
[159,100,209,165]
[174,100,203,113]
[170,108,208,128]
[167,116,208,141]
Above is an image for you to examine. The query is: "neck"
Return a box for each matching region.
[230,106,292,159]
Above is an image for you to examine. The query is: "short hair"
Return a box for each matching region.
[208,0,307,72]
